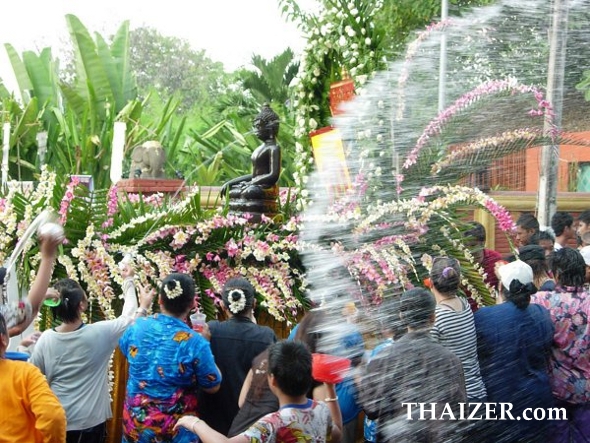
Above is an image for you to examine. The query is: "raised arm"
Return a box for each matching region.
[28,235,61,315]
[120,263,138,317]
[127,283,154,319]
[313,382,342,443]
[8,235,61,336]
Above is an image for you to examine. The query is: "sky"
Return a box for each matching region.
[0,0,317,92]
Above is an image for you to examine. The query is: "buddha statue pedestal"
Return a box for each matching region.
[228,185,279,222]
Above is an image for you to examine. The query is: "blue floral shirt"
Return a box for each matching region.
[119,313,221,443]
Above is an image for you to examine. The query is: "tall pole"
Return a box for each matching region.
[36,131,48,168]
[438,0,449,112]
[538,0,569,227]
[2,123,10,187]
[110,122,126,184]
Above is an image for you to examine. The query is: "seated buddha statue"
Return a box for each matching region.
[221,104,281,220]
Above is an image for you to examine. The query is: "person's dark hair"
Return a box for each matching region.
[551,212,574,237]
[430,257,461,294]
[51,279,86,322]
[518,245,549,277]
[0,311,6,337]
[464,221,486,243]
[0,267,7,304]
[160,273,195,316]
[378,295,406,341]
[294,310,323,353]
[578,210,590,225]
[536,231,555,243]
[530,230,555,245]
[502,279,537,310]
[516,213,540,232]
[549,247,586,290]
[222,277,256,316]
[399,288,436,330]
[268,340,312,397]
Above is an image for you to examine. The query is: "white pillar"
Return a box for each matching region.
[2,123,10,187]
[111,122,126,184]
[36,131,48,167]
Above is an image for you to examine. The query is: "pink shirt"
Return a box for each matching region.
[531,288,590,404]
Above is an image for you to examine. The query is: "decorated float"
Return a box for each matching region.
[2,0,590,441]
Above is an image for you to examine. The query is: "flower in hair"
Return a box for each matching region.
[442,267,455,278]
[227,288,247,314]
[164,280,183,299]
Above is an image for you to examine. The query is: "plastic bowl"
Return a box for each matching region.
[312,353,351,384]
[43,298,61,307]
[5,351,29,361]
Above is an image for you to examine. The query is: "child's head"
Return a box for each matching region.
[268,340,312,397]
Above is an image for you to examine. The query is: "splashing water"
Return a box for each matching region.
[299,0,590,441]
[302,0,590,308]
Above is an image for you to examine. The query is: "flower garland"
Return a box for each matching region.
[101,185,119,229]
[402,79,551,171]
[226,288,247,314]
[281,0,387,208]
[163,280,183,299]
[430,129,543,175]
[59,175,81,225]
[0,186,18,264]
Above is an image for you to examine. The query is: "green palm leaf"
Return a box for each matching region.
[4,44,33,101]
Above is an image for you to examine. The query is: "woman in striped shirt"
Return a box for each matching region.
[429,256,487,403]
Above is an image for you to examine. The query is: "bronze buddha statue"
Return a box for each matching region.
[221,104,281,220]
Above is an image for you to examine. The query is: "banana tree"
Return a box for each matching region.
[1,15,184,189]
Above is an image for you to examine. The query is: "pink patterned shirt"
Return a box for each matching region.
[243,399,333,443]
[531,288,590,404]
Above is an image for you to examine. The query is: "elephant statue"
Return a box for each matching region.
[129,141,166,179]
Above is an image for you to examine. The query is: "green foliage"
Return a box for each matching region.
[181,115,259,185]
[171,47,301,187]
[375,0,495,57]
[0,16,188,189]
[129,27,225,115]
[241,49,299,107]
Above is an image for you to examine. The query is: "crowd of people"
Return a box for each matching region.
[0,210,589,443]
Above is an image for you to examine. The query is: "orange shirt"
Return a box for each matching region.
[0,358,66,443]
